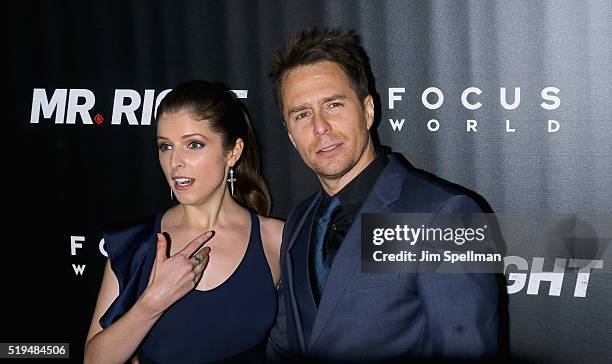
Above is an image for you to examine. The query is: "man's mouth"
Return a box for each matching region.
[317,143,341,153]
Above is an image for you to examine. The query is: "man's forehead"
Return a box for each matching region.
[283,67,351,96]
[283,61,347,81]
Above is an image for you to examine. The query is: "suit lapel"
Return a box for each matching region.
[308,156,408,350]
[286,192,322,353]
[287,192,322,252]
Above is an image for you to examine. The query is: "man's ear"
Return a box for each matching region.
[228,138,244,167]
[364,95,375,130]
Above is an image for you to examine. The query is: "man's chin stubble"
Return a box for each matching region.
[314,161,355,181]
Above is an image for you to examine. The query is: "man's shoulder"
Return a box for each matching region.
[403,167,465,198]
[286,191,320,221]
[389,160,487,213]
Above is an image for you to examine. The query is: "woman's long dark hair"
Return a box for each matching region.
[155,80,271,216]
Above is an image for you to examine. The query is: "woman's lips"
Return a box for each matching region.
[173,177,195,189]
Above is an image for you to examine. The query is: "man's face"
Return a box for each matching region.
[281,61,375,184]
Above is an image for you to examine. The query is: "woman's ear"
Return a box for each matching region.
[228,138,244,167]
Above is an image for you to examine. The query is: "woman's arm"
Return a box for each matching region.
[84,260,162,364]
[84,232,213,364]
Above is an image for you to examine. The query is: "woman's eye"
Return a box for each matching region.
[188,141,204,149]
[158,144,172,152]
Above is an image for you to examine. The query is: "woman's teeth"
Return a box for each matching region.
[175,178,193,186]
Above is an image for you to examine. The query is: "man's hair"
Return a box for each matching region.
[269,28,371,113]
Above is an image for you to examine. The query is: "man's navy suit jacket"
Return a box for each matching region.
[267,155,499,362]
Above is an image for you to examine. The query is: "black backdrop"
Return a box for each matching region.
[7,1,611,363]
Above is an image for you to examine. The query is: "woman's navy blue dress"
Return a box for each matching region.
[99,210,277,363]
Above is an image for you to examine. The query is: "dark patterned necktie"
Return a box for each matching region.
[312,195,341,298]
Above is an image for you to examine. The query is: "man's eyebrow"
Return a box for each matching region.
[288,104,309,114]
[322,94,346,104]
[287,95,347,114]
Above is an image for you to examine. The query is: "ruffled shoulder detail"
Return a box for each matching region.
[99,213,161,329]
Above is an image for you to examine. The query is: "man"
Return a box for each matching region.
[267,28,499,363]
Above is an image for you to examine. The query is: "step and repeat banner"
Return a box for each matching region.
[8,1,611,363]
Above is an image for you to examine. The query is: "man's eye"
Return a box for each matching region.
[329,102,343,109]
[296,112,309,120]
[188,141,204,149]
[158,144,172,152]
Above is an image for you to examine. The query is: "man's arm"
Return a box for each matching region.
[418,194,499,358]
[266,280,292,363]
[267,215,297,363]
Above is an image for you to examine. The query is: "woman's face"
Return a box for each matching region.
[156,109,231,206]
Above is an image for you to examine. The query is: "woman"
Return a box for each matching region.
[84,81,283,363]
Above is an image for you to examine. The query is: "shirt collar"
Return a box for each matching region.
[323,152,389,218]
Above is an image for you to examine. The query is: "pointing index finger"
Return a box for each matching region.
[180,230,215,257]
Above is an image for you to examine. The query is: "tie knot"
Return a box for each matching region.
[319,195,341,221]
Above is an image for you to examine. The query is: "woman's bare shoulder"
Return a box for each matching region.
[258,216,284,247]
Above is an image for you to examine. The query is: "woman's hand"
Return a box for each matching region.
[140,231,214,315]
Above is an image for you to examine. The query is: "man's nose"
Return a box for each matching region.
[312,112,331,136]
